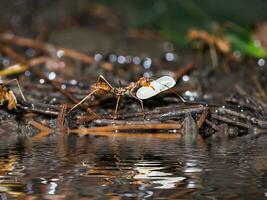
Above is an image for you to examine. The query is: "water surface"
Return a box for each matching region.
[1,132,267,199]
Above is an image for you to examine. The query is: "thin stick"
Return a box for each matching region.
[76,104,207,122]
[211,114,250,129]
[205,119,223,132]
[56,104,67,130]
[92,119,163,126]
[217,108,267,128]
[197,110,209,129]
[18,102,59,116]
[70,122,182,133]
[1,45,27,63]
[70,130,182,139]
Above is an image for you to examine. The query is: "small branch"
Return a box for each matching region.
[211,114,250,129]
[70,122,182,135]
[56,104,67,131]
[197,110,209,129]
[18,102,60,116]
[92,119,167,126]
[205,119,223,132]
[217,107,267,128]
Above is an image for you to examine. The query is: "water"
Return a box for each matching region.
[0,132,267,199]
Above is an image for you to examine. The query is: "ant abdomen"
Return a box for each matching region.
[91,82,111,95]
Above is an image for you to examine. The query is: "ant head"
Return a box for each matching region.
[139,77,151,87]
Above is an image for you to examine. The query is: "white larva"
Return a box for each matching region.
[136,76,176,99]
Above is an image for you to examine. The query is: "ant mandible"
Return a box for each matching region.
[69,75,177,117]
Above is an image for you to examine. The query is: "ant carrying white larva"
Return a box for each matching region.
[69,75,181,117]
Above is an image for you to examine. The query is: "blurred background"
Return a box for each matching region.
[1,0,267,57]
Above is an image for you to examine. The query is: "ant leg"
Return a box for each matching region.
[130,91,145,117]
[2,78,26,101]
[169,88,186,103]
[96,75,115,91]
[113,95,121,119]
[68,89,98,112]
[153,80,186,103]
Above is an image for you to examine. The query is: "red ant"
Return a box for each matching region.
[69,75,156,117]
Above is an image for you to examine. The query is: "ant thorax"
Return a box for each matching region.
[115,87,127,96]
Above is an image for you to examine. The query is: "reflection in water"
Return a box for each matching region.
[133,161,186,189]
[0,132,267,199]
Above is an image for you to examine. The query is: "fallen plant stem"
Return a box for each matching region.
[18,102,60,116]
[197,110,209,129]
[70,123,182,135]
[118,104,207,120]
[70,130,182,139]
[211,114,250,129]
[235,84,266,111]
[205,119,223,132]
[56,104,67,131]
[217,107,267,128]
[92,119,163,126]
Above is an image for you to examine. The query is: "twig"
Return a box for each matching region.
[197,110,209,129]
[56,104,67,131]
[122,104,207,119]
[211,114,250,129]
[205,119,223,132]
[235,84,266,111]
[74,123,181,133]
[18,102,60,116]
[217,107,267,128]
[1,45,27,63]
[70,130,182,139]
[92,119,166,126]
[225,95,267,114]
